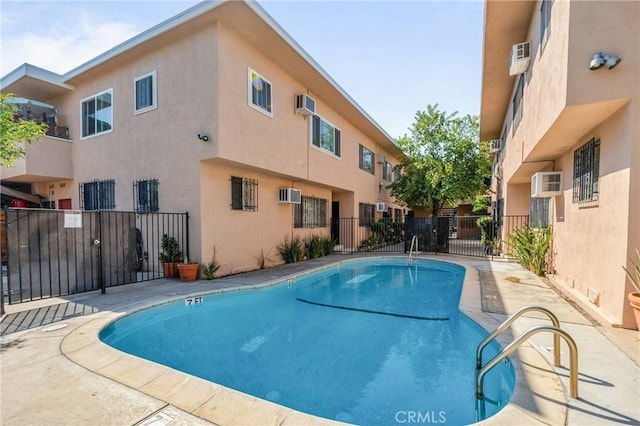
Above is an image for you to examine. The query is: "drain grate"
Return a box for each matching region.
[138,411,173,426]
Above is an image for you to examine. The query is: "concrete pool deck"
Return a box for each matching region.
[1,253,639,425]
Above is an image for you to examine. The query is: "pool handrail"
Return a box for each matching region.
[476,305,561,369]
[408,235,419,265]
[475,325,578,400]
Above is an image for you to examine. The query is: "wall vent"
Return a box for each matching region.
[509,41,531,76]
[295,94,316,116]
[376,202,388,212]
[278,188,302,204]
[531,172,562,197]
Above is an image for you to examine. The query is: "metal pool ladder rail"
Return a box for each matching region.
[408,235,419,265]
[475,305,579,401]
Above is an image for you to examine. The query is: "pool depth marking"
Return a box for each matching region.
[296,298,449,321]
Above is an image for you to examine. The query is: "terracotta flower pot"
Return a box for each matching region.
[177,263,199,282]
[162,262,178,278]
[628,292,640,331]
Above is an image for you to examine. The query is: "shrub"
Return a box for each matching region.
[201,260,220,280]
[159,234,182,263]
[277,235,304,263]
[255,248,273,269]
[508,225,552,276]
[304,234,324,259]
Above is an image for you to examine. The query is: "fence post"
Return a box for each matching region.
[185,212,190,261]
[98,211,106,294]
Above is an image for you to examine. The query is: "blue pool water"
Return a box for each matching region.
[100,258,514,425]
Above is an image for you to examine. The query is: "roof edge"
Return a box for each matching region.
[245,1,398,148]
[1,63,72,93]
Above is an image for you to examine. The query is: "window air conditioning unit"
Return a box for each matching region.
[376,202,388,212]
[531,172,562,198]
[509,41,531,76]
[376,154,386,164]
[278,188,302,204]
[489,139,502,153]
[295,94,316,116]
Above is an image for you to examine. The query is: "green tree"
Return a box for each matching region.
[388,104,491,215]
[0,93,48,167]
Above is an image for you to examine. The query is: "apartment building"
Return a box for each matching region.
[1,0,404,274]
[480,0,639,328]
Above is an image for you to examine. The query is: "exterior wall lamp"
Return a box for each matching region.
[589,52,621,70]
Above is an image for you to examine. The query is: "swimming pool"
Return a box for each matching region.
[100,257,514,425]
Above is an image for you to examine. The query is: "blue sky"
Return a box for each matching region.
[1,0,484,138]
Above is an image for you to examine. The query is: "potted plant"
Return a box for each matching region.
[623,248,640,331]
[159,234,181,278]
[177,255,200,282]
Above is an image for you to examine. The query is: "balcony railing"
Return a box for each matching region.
[45,124,70,140]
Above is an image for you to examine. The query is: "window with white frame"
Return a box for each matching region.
[540,0,552,47]
[311,115,341,157]
[81,89,113,138]
[573,138,600,203]
[231,176,258,211]
[134,71,157,114]
[512,74,524,132]
[382,161,393,181]
[248,68,272,116]
[294,196,327,228]
[359,145,374,174]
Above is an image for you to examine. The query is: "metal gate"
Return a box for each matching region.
[2,208,188,306]
[331,215,528,257]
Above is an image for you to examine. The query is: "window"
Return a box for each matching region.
[394,208,402,222]
[294,196,327,228]
[573,138,600,203]
[80,179,115,210]
[135,71,157,114]
[359,145,374,174]
[81,89,113,138]
[540,0,552,47]
[248,68,272,116]
[311,115,341,157]
[134,179,159,212]
[530,197,550,228]
[359,202,375,227]
[382,161,393,181]
[512,74,524,132]
[231,176,258,211]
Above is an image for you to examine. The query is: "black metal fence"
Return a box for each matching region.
[330,215,529,257]
[3,208,188,306]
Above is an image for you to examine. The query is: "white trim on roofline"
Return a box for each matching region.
[0,63,72,92]
[244,1,397,146]
[63,0,225,81]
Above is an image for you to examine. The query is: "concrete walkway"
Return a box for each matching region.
[1,254,639,425]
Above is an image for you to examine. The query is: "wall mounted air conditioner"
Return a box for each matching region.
[531,172,562,197]
[376,154,386,164]
[489,139,502,153]
[278,188,302,204]
[376,202,388,212]
[295,94,316,116]
[509,41,531,76]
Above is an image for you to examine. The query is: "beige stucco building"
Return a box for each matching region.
[481,0,640,328]
[1,1,404,274]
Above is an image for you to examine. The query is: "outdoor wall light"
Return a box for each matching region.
[197,133,210,142]
[590,52,621,70]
